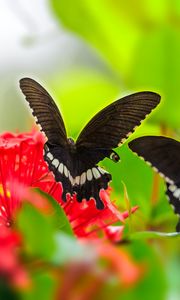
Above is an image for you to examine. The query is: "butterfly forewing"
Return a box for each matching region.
[76,92,161,149]
[20,78,67,146]
[129,136,180,231]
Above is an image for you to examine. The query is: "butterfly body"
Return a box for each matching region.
[20,77,160,209]
[44,141,111,208]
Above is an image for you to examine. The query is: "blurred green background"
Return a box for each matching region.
[0,0,179,299]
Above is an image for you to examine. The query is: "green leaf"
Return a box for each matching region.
[50,0,140,76]
[166,256,180,300]
[17,187,74,259]
[50,0,180,129]
[22,272,56,300]
[120,241,167,300]
[130,27,180,128]
[35,189,73,236]
[17,203,55,259]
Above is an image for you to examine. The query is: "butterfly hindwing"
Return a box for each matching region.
[75,167,111,209]
[129,136,180,231]
[166,181,180,213]
[44,142,111,209]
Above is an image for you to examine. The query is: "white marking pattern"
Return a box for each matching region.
[92,168,101,179]
[52,159,59,168]
[173,188,180,199]
[80,172,86,185]
[87,169,93,181]
[45,151,109,186]
[130,150,180,217]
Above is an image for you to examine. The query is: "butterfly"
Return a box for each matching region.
[19,77,160,209]
[129,136,180,231]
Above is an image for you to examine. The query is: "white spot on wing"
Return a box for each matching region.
[75,176,80,185]
[169,185,176,192]
[87,169,93,181]
[173,188,180,199]
[64,166,68,177]
[118,138,126,146]
[126,131,133,137]
[47,152,53,161]
[80,172,86,185]
[52,159,59,168]
[69,174,74,185]
[92,168,101,179]
[58,163,64,174]
[98,167,108,174]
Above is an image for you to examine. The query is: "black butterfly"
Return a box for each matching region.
[129,136,180,231]
[19,78,160,209]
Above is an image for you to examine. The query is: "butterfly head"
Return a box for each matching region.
[68,137,76,153]
[68,137,75,145]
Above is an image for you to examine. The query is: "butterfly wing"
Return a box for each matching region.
[76,92,161,149]
[166,183,180,231]
[19,78,67,146]
[74,92,160,209]
[129,136,180,183]
[129,136,180,231]
[69,148,112,209]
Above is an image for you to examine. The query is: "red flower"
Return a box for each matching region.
[58,189,138,239]
[0,131,54,226]
[0,131,137,240]
[0,226,29,288]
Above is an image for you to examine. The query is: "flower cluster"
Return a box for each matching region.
[0,226,29,288]
[0,131,137,239]
[0,130,141,295]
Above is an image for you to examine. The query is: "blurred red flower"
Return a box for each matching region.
[0,131,54,226]
[55,250,142,300]
[0,131,137,240]
[0,226,29,288]
[96,242,142,286]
